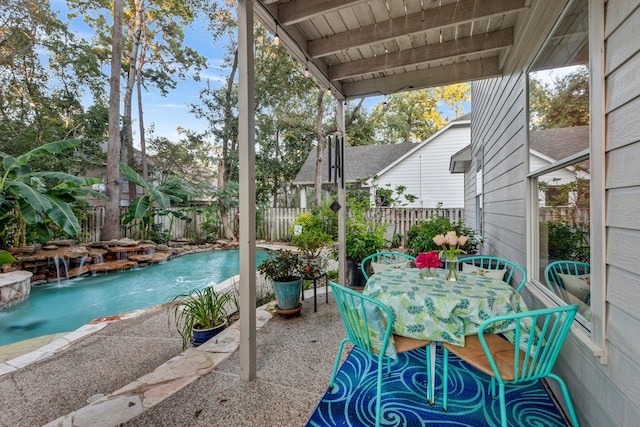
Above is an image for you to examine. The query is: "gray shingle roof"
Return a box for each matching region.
[293,144,416,185]
[529,126,589,160]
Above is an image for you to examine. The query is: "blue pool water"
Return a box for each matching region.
[0,249,269,347]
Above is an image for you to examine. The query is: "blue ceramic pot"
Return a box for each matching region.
[272,278,303,310]
[191,321,227,347]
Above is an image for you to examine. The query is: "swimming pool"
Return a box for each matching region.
[0,249,270,347]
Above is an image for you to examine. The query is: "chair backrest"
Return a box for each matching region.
[361,251,416,281]
[544,260,591,297]
[460,256,527,292]
[478,305,578,384]
[329,281,397,359]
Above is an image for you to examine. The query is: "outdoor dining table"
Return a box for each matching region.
[362,267,530,403]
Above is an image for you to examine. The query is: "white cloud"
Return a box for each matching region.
[157,103,189,109]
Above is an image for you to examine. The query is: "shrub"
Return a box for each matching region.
[406,216,481,256]
[544,221,590,262]
[290,210,333,258]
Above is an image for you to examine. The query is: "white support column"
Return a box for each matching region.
[238,0,257,381]
[337,101,347,286]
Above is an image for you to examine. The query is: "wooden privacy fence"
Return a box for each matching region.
[79,206,464,244]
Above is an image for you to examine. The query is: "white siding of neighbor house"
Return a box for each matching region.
[466,1,640,426]
[371,124,469,209]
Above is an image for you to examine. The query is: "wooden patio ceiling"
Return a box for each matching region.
[254,0,532,100]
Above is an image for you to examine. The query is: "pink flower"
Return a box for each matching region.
[433,234,446,246]
[415,251,441,269]
[445,231,459,246]
[433,230,469,260]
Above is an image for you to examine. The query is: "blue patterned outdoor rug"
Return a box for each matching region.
[307,346,568,427]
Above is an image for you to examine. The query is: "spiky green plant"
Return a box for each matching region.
[168,286,233,349]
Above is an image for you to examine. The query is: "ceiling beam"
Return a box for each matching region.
[308,0,526,58]
[278,0,366,26]
[343,57,501,99]
[329,28,513,80]
[254,1,345,99]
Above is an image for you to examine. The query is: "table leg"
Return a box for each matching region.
[313,275,317,312]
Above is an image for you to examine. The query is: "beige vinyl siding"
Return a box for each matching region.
[603,0,640,424]
[470,74,527,265]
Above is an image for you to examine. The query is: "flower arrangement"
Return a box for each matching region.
[433,231,469,281]
[415,251,441,279]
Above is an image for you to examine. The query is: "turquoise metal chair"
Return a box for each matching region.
[328,281,432,427]
[361,251,416,281]
[459,255,527,292]
[544,260,591,297]
[442,305,580,427]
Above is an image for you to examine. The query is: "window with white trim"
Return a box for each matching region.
[527,0,591,329]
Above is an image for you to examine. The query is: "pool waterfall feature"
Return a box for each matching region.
[0,238,243,312]
[3,239,177,287]
[0,245,269,347]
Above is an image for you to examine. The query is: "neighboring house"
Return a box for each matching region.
[293,143,415,208]
[294,115,470,208]
[366,114,470,208]
[529,126,590,208]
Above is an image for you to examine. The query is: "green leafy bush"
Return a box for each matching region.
[406,216,481,256]
[345,222,386,261]
[544,221,590,262]
[290,210,333,258]
[257,249,305,281]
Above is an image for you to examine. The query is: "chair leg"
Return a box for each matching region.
[498,383,507,427]
[375,358,384,427]
[425,344,434,405]
[491,377,497,399]
[442,346,449,412]
[548,373,580,427]
[328,339,348,392]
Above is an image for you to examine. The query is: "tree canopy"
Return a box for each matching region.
[529,66,589,130]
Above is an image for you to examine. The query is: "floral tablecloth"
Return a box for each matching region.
[363,268,528,347]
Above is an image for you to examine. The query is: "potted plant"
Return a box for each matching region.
[168,286,234,349]
[345,222,386,288]
[258,249,304,312]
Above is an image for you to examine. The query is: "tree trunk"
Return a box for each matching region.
[217,50,238,241]
[137,31,148,181]
[123,0,144,200]
[313,88,325,206]
[217,160,236,241]
[222,50,238,183]
[103,0,124,241]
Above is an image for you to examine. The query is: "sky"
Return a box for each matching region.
[50,0,467,148]
[51,0,231,143]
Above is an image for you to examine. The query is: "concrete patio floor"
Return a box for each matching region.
[0,281,572,427]
[0,287,345,427]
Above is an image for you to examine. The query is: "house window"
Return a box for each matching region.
[527,0,591,327]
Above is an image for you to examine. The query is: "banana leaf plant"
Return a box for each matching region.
[0,250,17,265]
[119,164,194,240]
[0,140,107,247]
